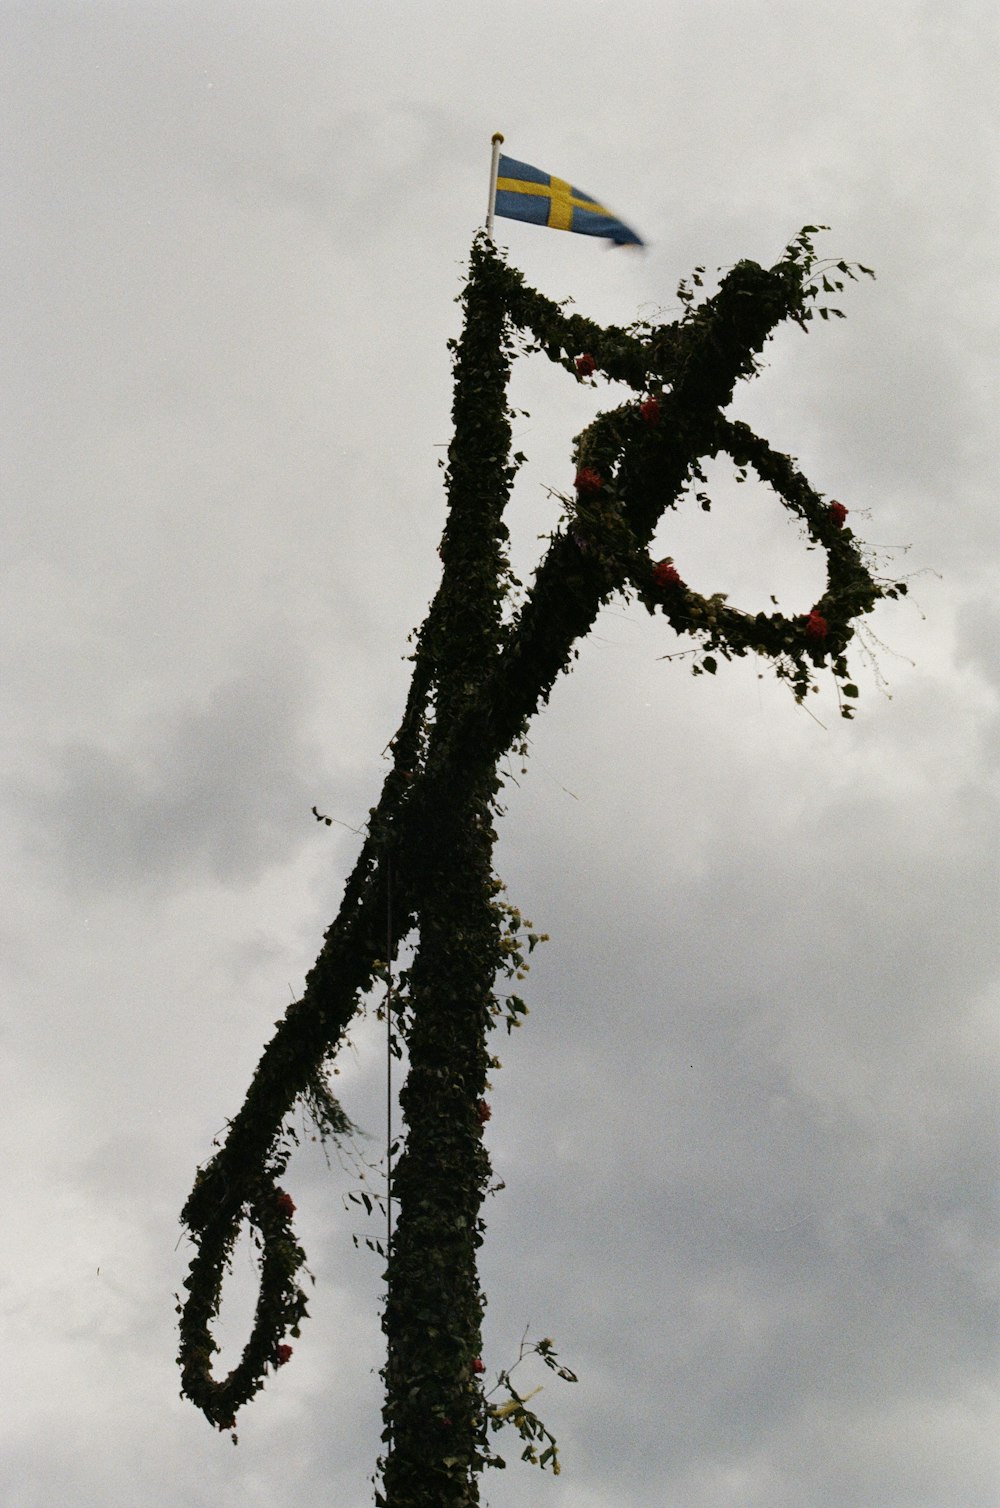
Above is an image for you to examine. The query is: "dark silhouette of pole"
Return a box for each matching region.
[177,229,894,1507]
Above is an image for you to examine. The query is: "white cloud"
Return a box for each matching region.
[1,4,996,1505]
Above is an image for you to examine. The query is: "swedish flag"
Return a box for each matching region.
[494,154,643,247]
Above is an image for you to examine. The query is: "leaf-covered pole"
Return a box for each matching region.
[379,239,515,1504]
[176,227,900,1500]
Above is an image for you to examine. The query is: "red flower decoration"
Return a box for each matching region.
[472,1357,486,1375]
[574,353,596,377]
[652,559,682,589]
[828,501,848,528]
[805,610,828,641]
[276,1344,293,1367]
[477,1099,491,1125]
[640,396,661,426]
[275,1192,296,1218]
[575,467,604,497]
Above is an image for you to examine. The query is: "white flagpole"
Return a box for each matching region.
[485,132,504,239]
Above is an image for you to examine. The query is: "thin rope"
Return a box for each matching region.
[385,857,393,1260]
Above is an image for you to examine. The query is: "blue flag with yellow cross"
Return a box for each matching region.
[494,153,643,247]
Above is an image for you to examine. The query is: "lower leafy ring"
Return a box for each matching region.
[178,1172,308,1431]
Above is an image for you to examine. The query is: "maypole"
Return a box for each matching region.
[176,140,900,1506]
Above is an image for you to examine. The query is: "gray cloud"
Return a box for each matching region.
[1,4,996,1507]
[15,647,322,892]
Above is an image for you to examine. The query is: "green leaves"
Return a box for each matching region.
[485,1335,578,1477]
[177,1167,312,1431]
[178,224,895,1501]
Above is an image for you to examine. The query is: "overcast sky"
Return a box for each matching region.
[2,4,997,1506]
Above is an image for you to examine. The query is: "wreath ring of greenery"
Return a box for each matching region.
[178,1170,307,1431]
[607,412,889,707]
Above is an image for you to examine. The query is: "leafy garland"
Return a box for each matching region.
[570,408,887,709]
[177,228,902,1502]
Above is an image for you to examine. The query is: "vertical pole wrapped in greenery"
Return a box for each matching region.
[379,240,514,1502]
[177,229,903,1506]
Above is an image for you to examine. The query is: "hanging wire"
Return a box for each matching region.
[385,857,394,1260]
